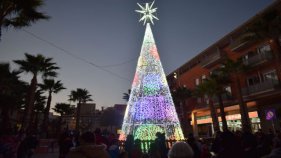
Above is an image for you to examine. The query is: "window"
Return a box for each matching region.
[195,78,200,85]
[225,86,232,95]
[202,75,206,80]
[257,44,271,55]
[243,51,255,60]
[263,70,278,83]
[247,76,260,86]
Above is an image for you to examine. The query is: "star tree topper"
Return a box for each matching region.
[135,1,159,25]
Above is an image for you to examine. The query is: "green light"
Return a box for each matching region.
[134,124,164,141]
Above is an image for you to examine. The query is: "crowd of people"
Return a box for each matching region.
[0,130,39,158]
[1,128,281,158]
[58,128,281,158]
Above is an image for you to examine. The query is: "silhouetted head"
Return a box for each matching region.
[112,138,118,145]
[168,142,194,158]
[156,132,162,138]
[126,134,134,143]
[119,151,128,158]
[80,131,96,144]
[241,132,257,149]
[94,128,101,135]
[134,139,141,148]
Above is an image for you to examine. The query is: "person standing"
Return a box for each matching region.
[17,133,38,158]
[66,132,109,158]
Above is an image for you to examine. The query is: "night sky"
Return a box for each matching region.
[0,0,274,111]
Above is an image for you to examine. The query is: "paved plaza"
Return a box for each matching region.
[33,152,59,158]
[33,147,59,158]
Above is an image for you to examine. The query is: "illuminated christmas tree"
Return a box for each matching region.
[119,2,184,141]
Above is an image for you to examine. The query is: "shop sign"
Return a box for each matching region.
[226,114,241,120]
[265,109,276,120]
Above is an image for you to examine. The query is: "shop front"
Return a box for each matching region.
[192,111,260,137]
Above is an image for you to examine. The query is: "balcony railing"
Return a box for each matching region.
[243,51,273,66]
[200,52,221,68]
[242,80,279,96]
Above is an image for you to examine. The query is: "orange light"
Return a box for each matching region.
[195,111,258,125]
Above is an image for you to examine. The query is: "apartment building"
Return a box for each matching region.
[61,103,96,132]
[167,1,281,137]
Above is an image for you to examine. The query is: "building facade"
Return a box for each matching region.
[61,103,96,132]
[167,1,281,137]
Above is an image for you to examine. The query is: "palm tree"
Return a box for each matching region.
[207,72,231,131]
[52,103,74,117]
[122,89,131,102]
[172,86,192,135]
[193,79,220,132]
[221,58,251,132]
[0,63,27,133]
[14,53,59,131]
[69,88,93,131]
[33,89,46,132]
[52,103,74,132]
[0,0,49,39]
[39,79,65,137]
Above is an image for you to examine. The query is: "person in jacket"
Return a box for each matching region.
[130,139,143,158]
[265,133,281,158]
[108,139,119,158]
[17,133,38,158]
[66,131,109,158]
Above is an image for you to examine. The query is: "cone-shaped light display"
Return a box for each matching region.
[119,22,184,141]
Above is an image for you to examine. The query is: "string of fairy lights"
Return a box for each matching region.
[119,20,184,141]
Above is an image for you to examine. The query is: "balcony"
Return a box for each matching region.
[242,80,280,96]
[243,51,273,66]
[200,52,221,68]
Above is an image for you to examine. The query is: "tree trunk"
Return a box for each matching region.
[34,112,39,131]
[22,75,37,132]
[217,94,228,131]
[208,98,220,132]
[1,107,11,134]
[42,91,52,138]
[272,38,281,83]
[236,75,251,132]
[180,100,192,137]
[57,116,63,135]
[76,102,81,131]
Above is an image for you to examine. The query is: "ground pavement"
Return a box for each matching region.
[33,146,59,158]
[33,151,59,158]
[32,139,59,158]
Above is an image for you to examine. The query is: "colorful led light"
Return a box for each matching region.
[120,21,184,141]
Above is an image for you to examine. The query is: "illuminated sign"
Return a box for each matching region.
[265,109,276,120]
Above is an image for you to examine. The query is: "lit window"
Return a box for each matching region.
[257,44,271,54]
[263,70,278,83]
[195,78,200,85]
[224,86,232,96]
[202,75,206,80]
